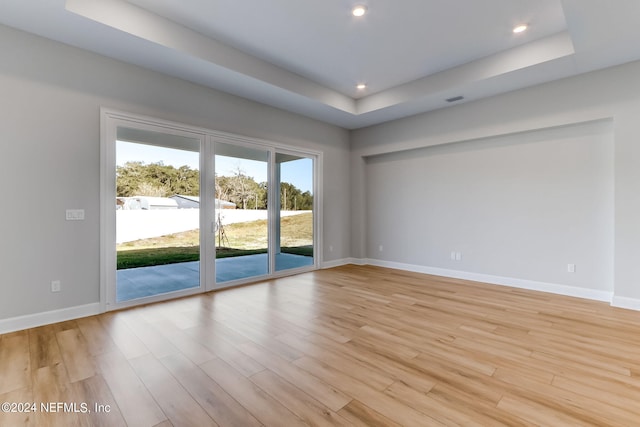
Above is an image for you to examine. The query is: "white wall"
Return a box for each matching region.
[4,19,640,327]
[364,120,613,293]
[0,24,350,322]
[351,59,640,305]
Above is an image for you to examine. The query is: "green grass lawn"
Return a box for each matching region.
[117,246,200,269]
[117,212,313,269]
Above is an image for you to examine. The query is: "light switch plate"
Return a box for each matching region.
[66,209,85,220]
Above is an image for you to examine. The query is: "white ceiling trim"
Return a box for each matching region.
[65,0,578,125]
[357,32,575,115]
[0,0,637,129]
[66,0,357,115]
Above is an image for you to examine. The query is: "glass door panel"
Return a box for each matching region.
[103,111,320,312]
[115,128,201,302]
[275,153,315,272]
[214,142,269,284]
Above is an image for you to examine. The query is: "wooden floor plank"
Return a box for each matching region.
[3,265,640,426]
[98,312,150,360]
[337,399,402,427]
[0,387,34,427]
[0,333,30,395]
[384,380,497,427]
[95,351,167,427]
[278,331,438,394]
[121,312,181,360]
[56,328,96,383]
[147,317,216,366]
[160,353,262,427]
[68,374,127,427]
[184,323,265,376]
[75,316,118,357]
[28,324,63,372]
[294,355,446,426]
[31,365,77,427]
[236,340,352,411]
[200,357,308,427]
[282,332,397,391]
[497,394,589,426]
[250,369,351,426]
[129,353,217,427]
[495,366,640,426]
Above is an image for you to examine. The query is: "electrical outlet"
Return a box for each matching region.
[379,245,383,252]
[51,280,61,292]
[329,245,334,252]
[456,252,462,261]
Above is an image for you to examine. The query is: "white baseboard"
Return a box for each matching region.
[362,258,614,303]
[0,303,101,335]
[321,258,350,269]
[2,262,634,336]
[322,257,365,269]
[611,296,640,311]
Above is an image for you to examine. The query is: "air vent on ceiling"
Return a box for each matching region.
[446,96,464,103]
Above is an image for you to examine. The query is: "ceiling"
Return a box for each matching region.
[2,0,640,129]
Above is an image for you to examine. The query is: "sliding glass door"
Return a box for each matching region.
[214,142,270,283]
[213,144,317,286]
[102,110,319,309]
[275,153,315,272]
[114,127,203,303]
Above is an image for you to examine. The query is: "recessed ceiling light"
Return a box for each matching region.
[352,5,368,17]
[356,83,367,90]
[513,24,528,34]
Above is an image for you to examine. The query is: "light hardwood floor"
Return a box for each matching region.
[2,264,640,426]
